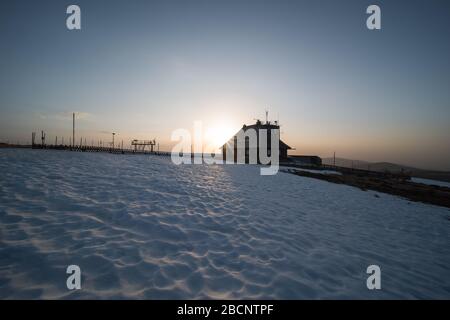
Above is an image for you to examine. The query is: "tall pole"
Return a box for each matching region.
[333,151,336,167]
[72,113,75,148]
[41,130,45,148]
[112,133,115,151]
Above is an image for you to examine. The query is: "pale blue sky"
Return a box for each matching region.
[1,0,449,170]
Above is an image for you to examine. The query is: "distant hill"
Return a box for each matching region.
[322,157,450,183]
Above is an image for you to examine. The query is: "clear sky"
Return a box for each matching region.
[1,0,449,170]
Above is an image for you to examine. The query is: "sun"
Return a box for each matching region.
[204,124,236,152]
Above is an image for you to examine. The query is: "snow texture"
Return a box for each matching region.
[411,177,450,189]
[0,149,449,299]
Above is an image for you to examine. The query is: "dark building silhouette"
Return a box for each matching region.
[222,120,291,163]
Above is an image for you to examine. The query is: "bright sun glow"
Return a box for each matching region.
[204,124,236,151]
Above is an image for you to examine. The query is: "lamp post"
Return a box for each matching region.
[112,132,116,151]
